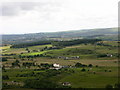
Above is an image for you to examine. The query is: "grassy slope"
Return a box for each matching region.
[2,41,119,88]
[2,41,118,56]
[60,67,118,88]
[2,44,52,54]
[3,66,118,88]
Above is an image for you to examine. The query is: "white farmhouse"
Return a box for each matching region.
[53,63,60,68]
[53,63,62,70]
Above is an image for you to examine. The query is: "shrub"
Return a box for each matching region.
[81,68,86,72]
[95,65,98,67]
[97,54,107,58]
[114,83,120,88]
[2,57,7,62]
[75,63,83,67]
[2,75,9,80]
[88,64,93,67]
[105,84,113,89]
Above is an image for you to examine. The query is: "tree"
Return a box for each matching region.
[28,50,30,53]
[2,75,9,80]
[81,68,86,72]
[2,65,6,71]
[88,64,93,67]
[75,63,82,67]
[12,60,20,67]
[97,54,107,58]
[2,57,7,62]
[105,84,113,89]
[95,65,98,67]
[25,48,29,51]
[114,83,120,88]
[16,60,20,63]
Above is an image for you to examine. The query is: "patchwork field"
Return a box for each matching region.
[1,41,119,89]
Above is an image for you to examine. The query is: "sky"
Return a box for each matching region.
[0,0,119,34]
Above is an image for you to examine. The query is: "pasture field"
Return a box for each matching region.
[2,41,119,89]
[2,44,52,54]
[0,45,11,50]
[60,67,118,88]
[2,66,118,88]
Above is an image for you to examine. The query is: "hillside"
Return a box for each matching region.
[1,40,119,88]
[1,27,118,45]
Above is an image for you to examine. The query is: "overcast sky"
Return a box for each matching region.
[0,0,119,34]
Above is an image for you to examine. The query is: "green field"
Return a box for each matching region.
[2,41,119,89]
[2,44,52,54]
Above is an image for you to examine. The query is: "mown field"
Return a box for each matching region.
[1,41,119,89]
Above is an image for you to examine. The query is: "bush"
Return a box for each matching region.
[97,54,107,58]
[2,75,9,80]
[81,68,86,72]
[2,57,7,62]
[114,83,120,88]
[105,70,107,72]
[105,84,113,89]
[109,70,112,72]
[75,63,83,67]
[95,65,98,67]
[75,63,87,67]
[88,64,93,67]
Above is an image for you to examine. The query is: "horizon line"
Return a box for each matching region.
[1,27,117,35]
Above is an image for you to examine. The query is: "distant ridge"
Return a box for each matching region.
[2,27,118,45]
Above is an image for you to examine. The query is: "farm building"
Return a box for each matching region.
[52,63,62,70]
[53,63,60,68]
[58,56,80,60]
[106,54,113,57]
[62,82,71,86]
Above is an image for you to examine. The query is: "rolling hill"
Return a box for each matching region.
[1,27,118,45]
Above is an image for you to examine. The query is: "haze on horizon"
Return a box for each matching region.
[0,0,118,34]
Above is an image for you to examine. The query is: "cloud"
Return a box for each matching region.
[0,2,41,16]
[0,2,61,16]
[0,0,118,34]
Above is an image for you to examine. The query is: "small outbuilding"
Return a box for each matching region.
[62,82,71,86]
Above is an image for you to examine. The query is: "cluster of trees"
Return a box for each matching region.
[75,62,93,68]
[74,63,94,72]
[10,39,102,48]
[97,54,108,58]
[12,60,20,67]
[23,78,70,88]
[41,46,62,51]
[52,39,102,47]
[2,53,16,56]
[2,75,9,80]
[22,62,35,67]
[40,63,53,68]
[22,62,53,68]
[97,42,113,47]
[105,83,120,89]
[16,72,35,77]
[19,54,44,58]
[15,69,71,88]
[67,48,94,54]
[10,41,52,48]
[2,57,8,62]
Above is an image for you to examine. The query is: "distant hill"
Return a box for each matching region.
[1,27,118,45]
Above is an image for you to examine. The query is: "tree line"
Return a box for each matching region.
[53,39,102,47]
[10,40,52,48]
[10,39,102,48]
